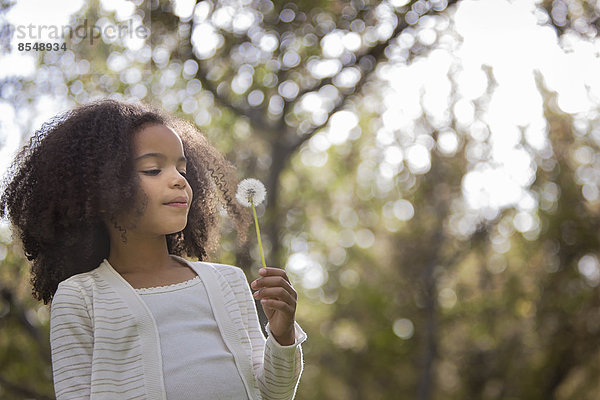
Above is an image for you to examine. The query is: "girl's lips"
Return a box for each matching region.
[164,202,188,208]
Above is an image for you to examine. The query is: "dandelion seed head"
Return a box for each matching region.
[236,178,267,207]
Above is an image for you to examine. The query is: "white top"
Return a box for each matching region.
[135,275,249,400]
[49,256,307,400]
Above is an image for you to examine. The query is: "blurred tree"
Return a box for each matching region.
[540,0,600,38]
[146,0,459,269]
[0,235,53,399]
[2,1,600,399]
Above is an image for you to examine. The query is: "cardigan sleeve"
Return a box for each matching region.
[49,279,94,400]
[232,267,307,400]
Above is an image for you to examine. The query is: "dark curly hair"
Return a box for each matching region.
[0,99,251,304]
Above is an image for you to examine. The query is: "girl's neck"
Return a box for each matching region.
[107,233,173,275]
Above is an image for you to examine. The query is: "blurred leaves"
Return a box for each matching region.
[0,238,53,399]
[2,0,600,399]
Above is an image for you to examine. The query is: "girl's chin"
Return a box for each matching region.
[164,223,188,235]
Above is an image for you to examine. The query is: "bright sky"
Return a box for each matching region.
[1,0,599,290]
[0,0,84,175]
[452,0,597,210]
[376,0,597,212]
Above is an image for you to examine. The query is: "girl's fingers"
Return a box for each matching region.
[254,268,298,342]
[251,275,297,299]
[260,298,294,315]
[259,267,290,282]
[253,286,296,304]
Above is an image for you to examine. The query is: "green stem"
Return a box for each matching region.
[251,201,267,269]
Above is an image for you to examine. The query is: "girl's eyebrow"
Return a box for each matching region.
[135,153,187,163]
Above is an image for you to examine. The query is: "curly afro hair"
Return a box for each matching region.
[0,99,252,304]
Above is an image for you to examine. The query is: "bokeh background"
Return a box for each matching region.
[1,0,600,399]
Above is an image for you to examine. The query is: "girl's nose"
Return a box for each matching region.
[171,170,187,188]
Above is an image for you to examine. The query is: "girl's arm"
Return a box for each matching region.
[232,267,307,400]
[49,280,93,400]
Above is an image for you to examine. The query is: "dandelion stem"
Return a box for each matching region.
[251,200,267,269]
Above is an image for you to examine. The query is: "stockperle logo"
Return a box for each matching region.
[11,18,150,45]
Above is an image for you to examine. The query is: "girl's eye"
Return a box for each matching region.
[142,170,187,178]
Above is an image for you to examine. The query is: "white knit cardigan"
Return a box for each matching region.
[50,255,307,400]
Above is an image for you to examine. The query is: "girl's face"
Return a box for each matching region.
[129,123,193,236]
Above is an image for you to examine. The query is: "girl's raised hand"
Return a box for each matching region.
[251,267,297,346]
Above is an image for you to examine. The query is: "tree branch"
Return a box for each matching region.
[194,62,275,134]
[285,0,460,156]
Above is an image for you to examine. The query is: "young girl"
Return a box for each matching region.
[0,99,306,399]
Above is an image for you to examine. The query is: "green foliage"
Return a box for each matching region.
[0,237,53,399]
[2,0,600,399]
